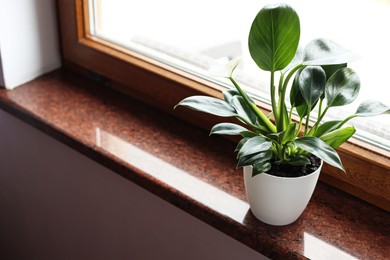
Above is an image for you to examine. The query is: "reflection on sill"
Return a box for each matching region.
[304,232,357,260]
[95,128,250,223]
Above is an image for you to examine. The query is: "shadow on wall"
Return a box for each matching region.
[0,108,266,259]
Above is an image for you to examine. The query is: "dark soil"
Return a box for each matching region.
[267,155,321,178]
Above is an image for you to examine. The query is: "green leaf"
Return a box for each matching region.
[290,68,318,118]
[235,137,250,152]
[286,155,311,166]
[298,66,326,107]
[237,150,272,169]
[175,96,236,117]
[240,131,258,138]
[314,120,342,137]
[231,96,258,125]
[320,126,356,148]
[248,3,300,72]
[266,132,282,142]
[325,68,360,107]
[252,162,272,176]
[322,64,347,81]
[290,68,304,108]
[238,136,272,158]
[296,102,314,119]
[210,123,248,136]
[280,123,297,144]
[223,89,255,105]
[223,89,237,104]
[303,38,359,66]
[293,136,344,172]
[355,100,390,117]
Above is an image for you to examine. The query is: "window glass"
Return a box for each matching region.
[90,0,390,150]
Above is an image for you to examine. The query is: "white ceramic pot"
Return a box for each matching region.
[243,161,323,226]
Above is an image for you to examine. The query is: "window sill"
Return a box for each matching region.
[0,69,388,259]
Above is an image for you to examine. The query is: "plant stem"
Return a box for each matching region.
[295,117,303,138]
[236,115,267,132]
[270,72,279,128]
[310,106,329,134]
[276,72,287,131]
[304,106,311,136]
[311,98,324,135]
[229,77,276,133]
[277,64,303,132]
[318,98,323,118]
[288,106,294,121]
[278,72,285,94]
[281,64,303,95]
[338,114,356,128]
[275,143,284,161]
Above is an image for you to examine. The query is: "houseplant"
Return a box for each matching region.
[174,3,389,225]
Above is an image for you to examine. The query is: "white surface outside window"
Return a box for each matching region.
[90,0,390,150]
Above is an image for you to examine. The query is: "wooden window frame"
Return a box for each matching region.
[57,0,390,211]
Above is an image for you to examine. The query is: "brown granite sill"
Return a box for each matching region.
[0,69,389,259]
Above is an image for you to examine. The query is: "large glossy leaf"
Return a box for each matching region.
[296,101,318,118]
[231,96,258,125]
[235,137,250,152]
[210,123,248,136]
[240,131,258,138]
[252,162,272,176]
[238,136,272,158]
[355,100,390,117]
[303,38,359,66]
[248,4,300,72]
[290,69,305,108]
[320,64,347,100]
[314,120,342,137]
[290,69,319,118]
[223,89,237,104]
[237,150,272,169]
[322,64,347,81]
[223,89,255,105]
[290,68,310,118]
[320,126,356,148]
[298,66,326,107]
[293,136,344,171]
[325,68,360,107]
[175,96,236,117]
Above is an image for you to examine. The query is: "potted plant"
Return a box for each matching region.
[174,3,389,225]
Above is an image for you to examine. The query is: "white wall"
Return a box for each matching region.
[0,50,4,86]
[0,108,266,259]
[0,0,60,89]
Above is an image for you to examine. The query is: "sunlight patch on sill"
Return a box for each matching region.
[304,232,358,260]
[95,127,250,223]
